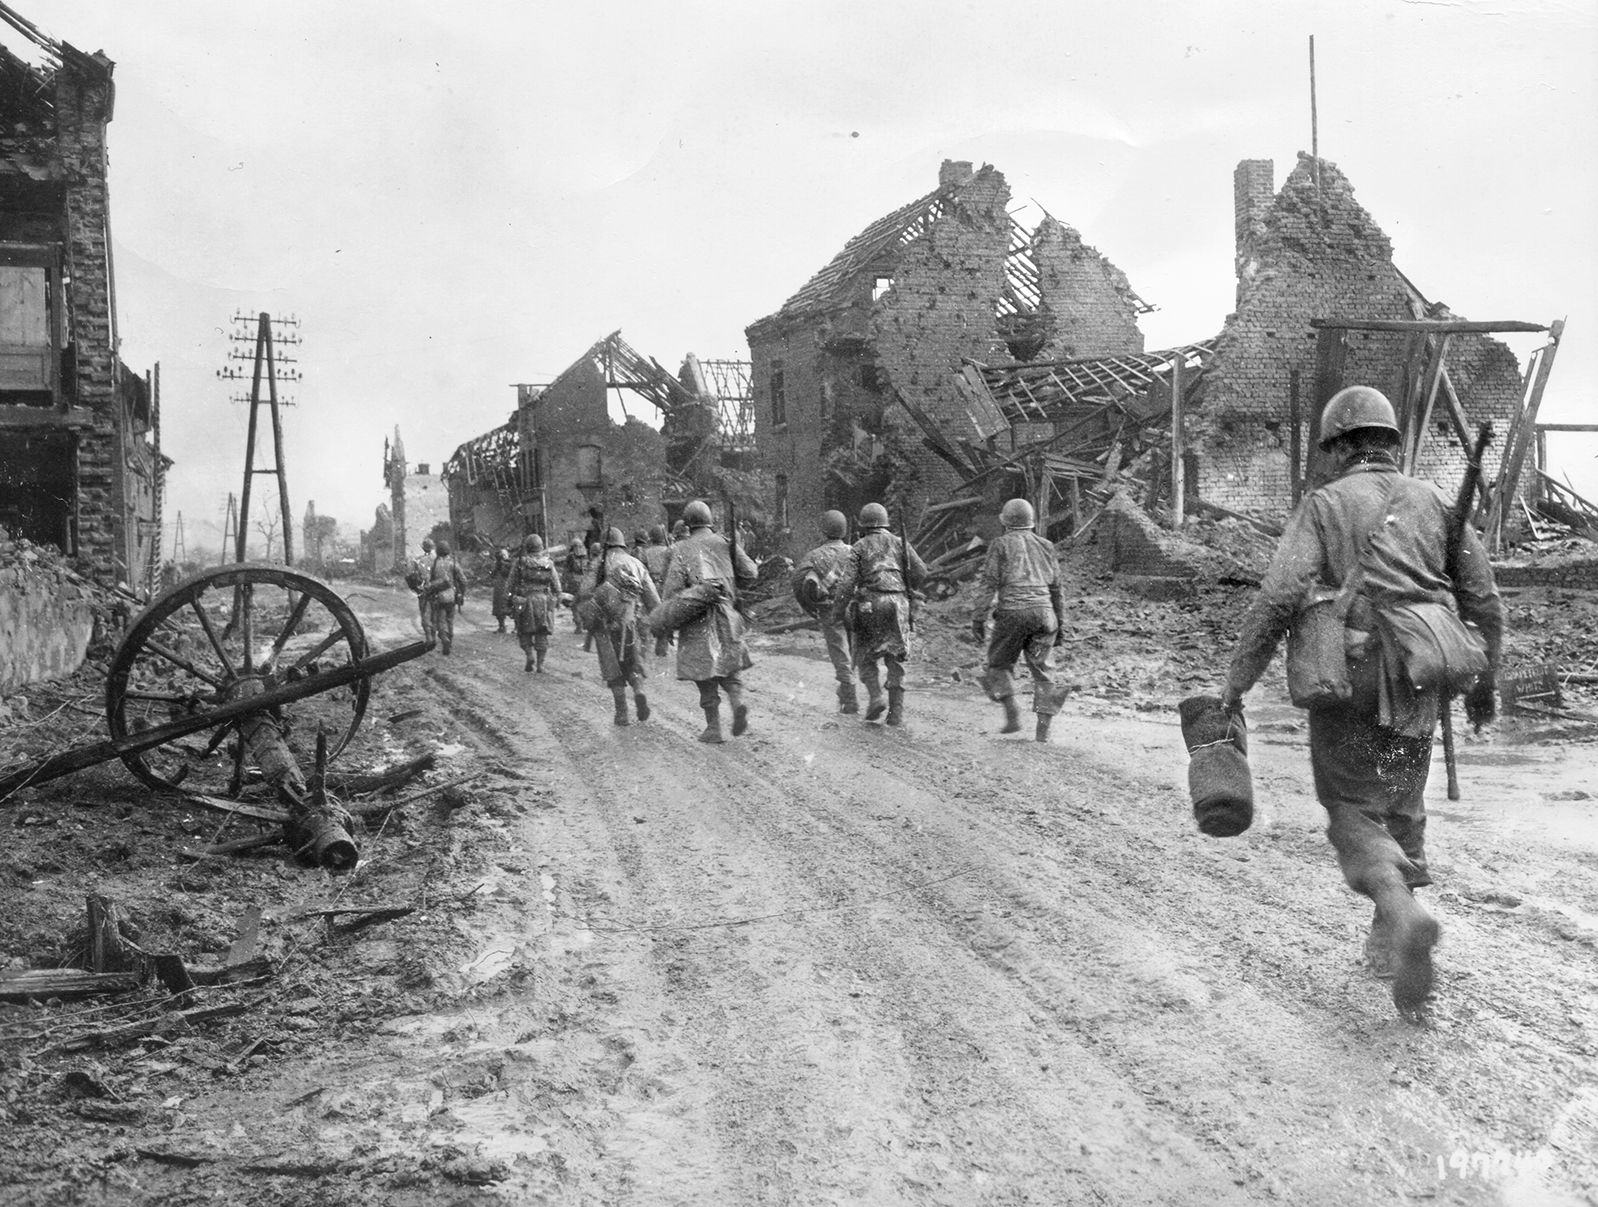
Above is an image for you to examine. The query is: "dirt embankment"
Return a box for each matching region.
[0,576,1595,1206]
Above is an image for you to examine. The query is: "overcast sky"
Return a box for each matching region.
[19,0,1598,557]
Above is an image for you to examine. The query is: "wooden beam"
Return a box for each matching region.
[1491,320,1565,552]
[1409,333,1452,471]
[1534,423,1598,433]
[1310,319,1549,334]
[1307,326,1347,488]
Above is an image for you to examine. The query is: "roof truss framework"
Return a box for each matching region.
[974,339,1220,424]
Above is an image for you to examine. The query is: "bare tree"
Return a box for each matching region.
[253,501,283,562]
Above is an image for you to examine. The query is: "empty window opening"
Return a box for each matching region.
[770,360,787,427]
[872,276,895,303]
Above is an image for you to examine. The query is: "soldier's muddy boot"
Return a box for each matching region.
[698,705,725,744]
[885,688,904,727]
[634,691,650,723]
[864,692,886,722]
[497,620,507,632]
[612,687,630,727]
[535,649,546,673]
[999,696,1021,734]
[524,651,536,673]
[1378,886,1441,1015]
[726,684,749,736]
[1034,713,1052,743]
[838,682,859,715]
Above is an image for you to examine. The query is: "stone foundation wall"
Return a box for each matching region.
[0,560,95,694]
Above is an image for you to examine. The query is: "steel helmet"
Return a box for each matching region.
[999,498,1035,530]
[649,524,667,544]
[421,537,434,551]
[820,510,847,539]
[1319,386,1399,448]
[858,502,890,529]
[434,539,451,556]
[522,534,543,552]
[683,499,714,528]
[604,526,628,549]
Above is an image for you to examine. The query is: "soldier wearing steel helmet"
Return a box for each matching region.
[1219,385,1502,1018]
[506,532,562,673]
[421,538,468,656]
[405,536,436,643]
[794,510,858,713]
[974,498,1068,741]
[590,526,661,727]
[830,501,927,727]
[660,498,759,743]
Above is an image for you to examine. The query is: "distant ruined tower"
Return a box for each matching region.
[384,427,408,572]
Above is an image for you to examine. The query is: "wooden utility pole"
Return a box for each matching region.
[219,493,238,566]
[1309,35,1320,195]
[219,312,301,565]
[1170,356,1186,525]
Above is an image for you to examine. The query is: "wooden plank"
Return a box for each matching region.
[0,970,143,1002]
[184,794,292,825]
[1308,326,1347,488]
[1437,364,1474,449]
[1409,333,1452,471]
[1310,318,1549,334]
[1491,320,1565,551]
[1533,423,1598,433]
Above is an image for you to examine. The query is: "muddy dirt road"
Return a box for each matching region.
[5,584,1597,1205]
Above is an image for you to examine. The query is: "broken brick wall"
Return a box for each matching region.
[1196,155,1524,516]
[54,61,124,584]
[869,165,1012,542]
[1030,216,1146,359]
[0,52,152,590]
[518,360,671,550]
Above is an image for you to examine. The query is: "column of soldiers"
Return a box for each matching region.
[397,386,1499,1020]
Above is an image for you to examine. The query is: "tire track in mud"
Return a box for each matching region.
[738,655,1596,1204]
[402,627,1592,1205]
[496,667,1263,1204]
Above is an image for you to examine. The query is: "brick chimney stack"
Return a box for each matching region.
[939,159,975,190]
[1233,159,1274,263]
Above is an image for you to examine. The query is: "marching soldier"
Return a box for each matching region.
[423,538,468,656]
[590,527,660,726]
[489,547,513,633]
[405,536,436,643]
[974,498,1068,741]
[1219,386,1503,1016]
[794,509,857,713]
[506,533,562,673]
[831,501,926,727]
[660,499,759,743]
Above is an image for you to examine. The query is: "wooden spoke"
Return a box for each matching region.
[188,598,238,681]
[143,640,225,689]
[263,591,315,670]
[290,629,348,672]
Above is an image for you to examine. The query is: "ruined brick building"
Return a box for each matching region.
[0,14,166,590]
[444,332,755,555]
[1195,152,1528,513]
[745,160,1150,556]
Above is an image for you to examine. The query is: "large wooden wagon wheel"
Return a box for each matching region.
[105,564,370,795]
